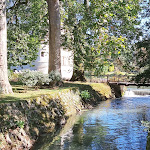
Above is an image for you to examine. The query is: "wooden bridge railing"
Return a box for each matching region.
[86,74,135,83]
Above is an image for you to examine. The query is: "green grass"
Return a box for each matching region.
[64,81,112,98]
[0,81,112,103]
[0,84,70,103]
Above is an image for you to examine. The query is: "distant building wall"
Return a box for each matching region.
[61,48,73,80]
[11,45,74,80]
[11,44,49,74]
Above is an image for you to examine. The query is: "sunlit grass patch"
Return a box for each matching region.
[90,83,112,98]
[0,81,112,103]
[64,81,112,99]
[0,85,70,103]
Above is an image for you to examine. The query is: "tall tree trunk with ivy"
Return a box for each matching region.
[0,0,13,94]
[47,0,61,74]
[71,0,89,81]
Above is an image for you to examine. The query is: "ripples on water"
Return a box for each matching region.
[35,92,150,150]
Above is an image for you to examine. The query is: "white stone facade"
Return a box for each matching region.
[61,48,73,80]
[11,44,49,74]
[11,45,74,80]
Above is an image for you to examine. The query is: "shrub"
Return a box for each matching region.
[80,90,90,100]
[18,70,63,88]
[16,121,24,128]
[19,70,52,88]
[8,69,12,80]
[18,69,38,87]
[49,71,62,87]
[35,72,51,87]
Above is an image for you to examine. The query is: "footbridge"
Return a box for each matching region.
[87,74,150,87]
[108,82,150,86]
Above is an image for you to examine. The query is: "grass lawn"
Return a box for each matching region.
[64,81,112,98]
[0,81,112,103]
[0,84,70,103]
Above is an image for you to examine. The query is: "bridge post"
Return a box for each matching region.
[107,75,109,82]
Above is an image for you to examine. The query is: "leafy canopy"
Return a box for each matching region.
[61,0,141,75]
[7,0,48,68]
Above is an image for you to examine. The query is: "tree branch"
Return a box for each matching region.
[8,0,28,10]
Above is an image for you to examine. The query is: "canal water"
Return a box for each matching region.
[34,88,150,150]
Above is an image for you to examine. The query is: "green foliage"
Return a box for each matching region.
[49,71,61,81]
[49,71,62,87]
[61,0,141,76]
[5,0,145,81]
[8,69,13,80]
[36,72,51,87]
[18,70,38,87]
[141,121,150,133]
[7,0,48,67]
[18,70,62,88]
[18,70,50,87]
[10,72,21,84]
[121,0,150,80]
[80,90,90,100]
[16,121,24,128]
[133,66,150,84]
[130,0,150,83]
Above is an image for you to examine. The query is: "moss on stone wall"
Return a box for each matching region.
[0,88,83,149]
[0,82,116,150]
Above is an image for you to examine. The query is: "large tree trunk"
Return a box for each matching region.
[47,0,61,74]
[0,0,13,94]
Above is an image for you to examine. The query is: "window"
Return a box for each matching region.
[41,52,45,57]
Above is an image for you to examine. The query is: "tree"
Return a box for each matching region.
[47,0,61,74]
[0,0,13,94]
[129,0,150,83]
[133,39,150,83]
[61,0,141,80]
[7,0,48,68]
[7,0,61,74]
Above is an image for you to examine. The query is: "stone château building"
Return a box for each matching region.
[11,45,74,80]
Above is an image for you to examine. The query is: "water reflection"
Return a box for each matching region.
[37,97,150,150]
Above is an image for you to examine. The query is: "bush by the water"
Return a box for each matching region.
[80,90,90,100]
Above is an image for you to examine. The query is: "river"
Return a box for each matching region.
[33,87,150,150]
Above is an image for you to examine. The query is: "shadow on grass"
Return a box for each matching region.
[1,82,106,105]
[0,95,25,103]
[0,86,71,104]
[64,82,105,107]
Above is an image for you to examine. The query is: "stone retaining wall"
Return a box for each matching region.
[0,83,121,149]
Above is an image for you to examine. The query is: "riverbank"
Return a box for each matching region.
[0,82,121,149]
